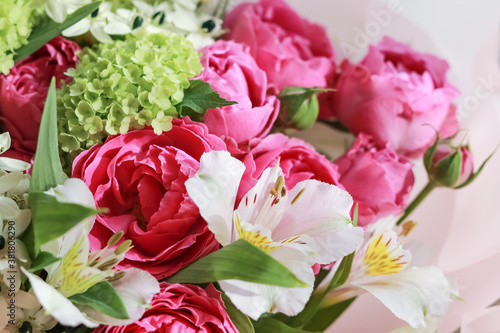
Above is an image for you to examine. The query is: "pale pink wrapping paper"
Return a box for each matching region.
[275,0,500,332]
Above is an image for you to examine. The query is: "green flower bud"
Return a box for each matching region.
[277,87,326,130]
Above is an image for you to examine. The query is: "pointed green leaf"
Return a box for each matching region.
[165,239,307,288]
[352,203,359,228]
[175,80,237,118]
[289,252,355,328]
[13,2,102,62]
[30,192,99,250]
[28,251,62,273]
[423,129,440,173]
[455,146,497,189]
[30,78,67,193]
[69,281,129,319]
[253,317,320,333]
[302,298,356,331]
[221,292,255,333]
[432,150,461,187]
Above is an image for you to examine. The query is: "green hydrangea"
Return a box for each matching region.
[0,0,42,75]
[57,33,202,153]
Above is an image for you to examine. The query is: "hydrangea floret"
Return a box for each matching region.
[57,32,202,153]
[0,0,43,75]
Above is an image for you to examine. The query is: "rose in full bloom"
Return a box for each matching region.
[72,118,226,279]
[334,133,415,226]
[93,282,238,333]
[238,133,343,200]
[0,36,79,162]
[224,0,335,93]
[330,36,460,158]
[197,40,279,152]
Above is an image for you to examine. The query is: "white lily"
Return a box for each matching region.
[185,150,363,319]
[45,0,88,23]
[22,179,160,327]
[319,219,458,329]
[0,133,30,172]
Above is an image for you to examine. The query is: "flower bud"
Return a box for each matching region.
[277,87,326,130]
[424,133,492,189]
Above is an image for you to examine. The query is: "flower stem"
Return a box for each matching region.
[396,182,436,226]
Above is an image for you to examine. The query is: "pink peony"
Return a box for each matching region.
[0,36,79,162]
[239,133,343,201]
[93,283,238,333]
[197,40,279,152]
[334,133,415,226]
[72,118,226,279]
[330,36,460,158]
[224,0,335,94]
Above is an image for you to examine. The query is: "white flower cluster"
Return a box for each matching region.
[45,0,224,49]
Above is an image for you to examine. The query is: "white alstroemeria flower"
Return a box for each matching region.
[319,219,458,329]
[0,133,30,172]
[185,150,363,320]
[22,178,160,328]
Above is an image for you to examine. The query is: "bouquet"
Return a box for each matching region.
[0,0,494,332]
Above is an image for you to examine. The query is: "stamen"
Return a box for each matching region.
[107,230,124,247]
[291,188,306,205]
[108,270,126,282]
[114,240,133,255]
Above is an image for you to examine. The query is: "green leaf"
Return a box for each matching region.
[69,281,129,320]
[175,80,237,118]
[30,192,99,250]
[352,203,359,228]
[432,150,462,187]
[253,317,320,333]
[424,130,440,173]
[13,2,102,62]
[165,239,307,288]
[289,252,355,328]
[30,78,68,193]
[221,292,255,333]
[28,251,61,273]
[455,145,498,189]
[302,298,356,332]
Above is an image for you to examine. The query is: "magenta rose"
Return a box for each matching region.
[0,36,79,162]
[72,118,226,279]
[331,36,460,158]
[238,133,343,201]
[334,133,415,226]
[93,283,238,333]
[224,0,335,93]
[197,40,279,152]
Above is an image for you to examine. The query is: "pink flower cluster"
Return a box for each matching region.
[0,0,469,331]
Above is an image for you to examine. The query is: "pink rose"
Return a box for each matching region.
[0,36,79,162]
[330,36,460,158]
[224,0,335,93]
[334,133,415,226]
[239,133,342,200]
[93,283,238,333]
[197,40,279,152]
[72,118,226,279]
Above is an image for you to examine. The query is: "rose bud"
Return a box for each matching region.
[276,87,325,130]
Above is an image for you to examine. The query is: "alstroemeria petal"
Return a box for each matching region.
[0,172,25,194]
[0,197,19,219]
[273,179,363,264]
[0,133,11,152]
[21,267,98,328]
[85,268,160,325]
[45,0,68,23]
[220,251,314,320]
[63,19,91,37]
[354,266,458,329]
[185,151,245,246]
[0,157,30,172]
